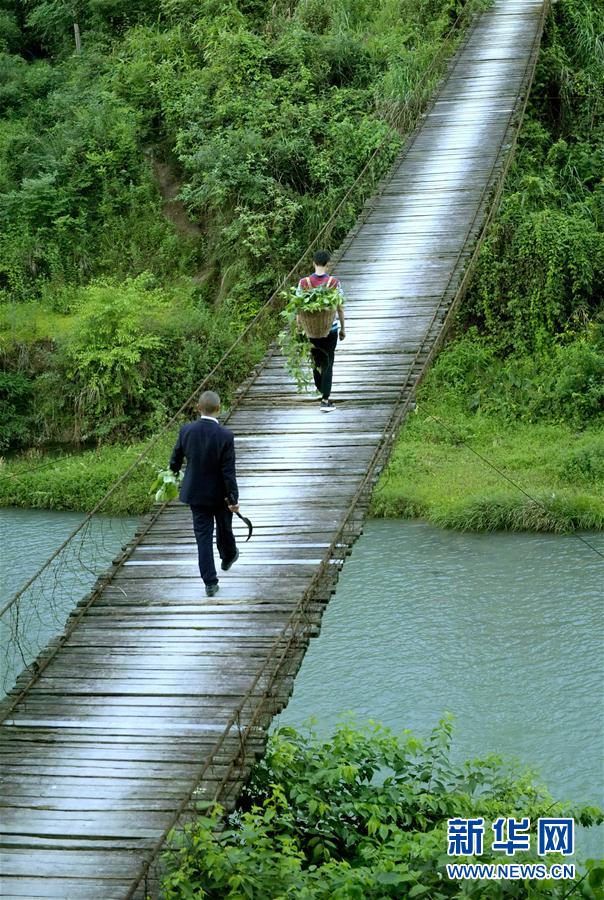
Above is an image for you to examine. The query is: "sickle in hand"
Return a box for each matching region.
[226,495,253,541]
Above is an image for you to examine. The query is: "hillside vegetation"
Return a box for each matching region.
[2,0,601,532]
[373,0,604,532]
[0,0,469,454]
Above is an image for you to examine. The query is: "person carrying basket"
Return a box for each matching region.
[296,250,346,412]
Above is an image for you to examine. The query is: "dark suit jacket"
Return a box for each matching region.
[169,417,239,508]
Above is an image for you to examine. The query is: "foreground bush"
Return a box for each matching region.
[162,720,604,898]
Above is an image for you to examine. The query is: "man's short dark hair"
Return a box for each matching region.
[198,390,220,414]
[313,250,331,266]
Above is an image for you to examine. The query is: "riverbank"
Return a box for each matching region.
[3,399,602,530]
[371,395,604,533]
[0,440,163,515]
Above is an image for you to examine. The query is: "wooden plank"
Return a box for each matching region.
[0,878,133,899]
[0,848,146,873]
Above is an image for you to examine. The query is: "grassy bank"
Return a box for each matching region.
[0,437,173,515]
[371,327,604,533]
[371,398,604,533]
[4,391,601,524]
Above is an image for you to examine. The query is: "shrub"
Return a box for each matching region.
[161,720,604,898]
[0,370,33,451]
[468,208,604,353]
[425,329,604,428]
[0,273,264,450]
[559,440,604,484]
[540,337,604,424]
[45,274,262,444]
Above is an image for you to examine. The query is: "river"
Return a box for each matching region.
[275,520,604,859]
[1,511,602,857]
[0,508,138,693]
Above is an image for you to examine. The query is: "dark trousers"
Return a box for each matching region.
[310,328,338,399]
[190,504,237,586]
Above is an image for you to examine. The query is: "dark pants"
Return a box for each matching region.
[190,504,237,586]
[310,328,338,399]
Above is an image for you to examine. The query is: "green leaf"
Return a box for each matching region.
[588,865,604,889]
[151,468,182,502]
[375,872,415,885]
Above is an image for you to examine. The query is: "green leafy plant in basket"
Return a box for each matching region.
[278,284,342,391]
[150,467,182,503]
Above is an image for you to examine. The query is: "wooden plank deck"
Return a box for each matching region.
[0,2,548,897]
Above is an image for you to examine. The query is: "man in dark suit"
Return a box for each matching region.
[169,390,239,597]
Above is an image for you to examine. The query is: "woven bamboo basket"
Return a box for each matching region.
[297,307,336,339]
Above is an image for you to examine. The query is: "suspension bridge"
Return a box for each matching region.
[0,1,550,896]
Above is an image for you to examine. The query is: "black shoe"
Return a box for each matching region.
[320,399,336,412]
[205,582,219,597]
[221,549,239,572]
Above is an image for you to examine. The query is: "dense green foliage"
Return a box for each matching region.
[430,327,603,429]
[376,0,604,531]
[0,275,264,449]
[0,0,469,452]
[465,0,604,353]
[162,720,604,898]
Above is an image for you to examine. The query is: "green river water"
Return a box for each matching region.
[275,519,604,859]
[1,511,602,858]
